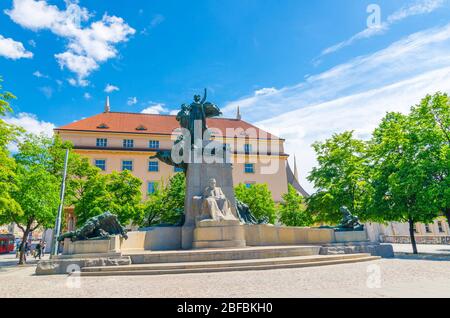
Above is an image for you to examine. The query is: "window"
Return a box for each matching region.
[223,143,231,151]
[244,143,252,154]
[438,221,444,233]
[122,160,133,171]
[149,140,160,149]
[148,161,159,172]
[94,159,106,171]
[96,138,107,147]
[123,139,134,148]
[174,166,184,172]
[244,163,255,174]
[425,224,432,233]
[413,224,418,233]
[245,183,254,189]
[148,182,158,194]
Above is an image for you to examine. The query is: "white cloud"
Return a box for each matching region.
[255,87,278,96]
[127,96,138,106]
[141,14,165,35]
[5,0,135,85]
[141,103,168,114]
[0,34,33,59]
[33,70,49,78]
[4,112,55,137]
[55,52,98,85]
[104,84,119,93]
[3,112,55,152]
[83,92,91,100]
[39,86,53,99]
[320,0,445,56]
[225,23,450,193]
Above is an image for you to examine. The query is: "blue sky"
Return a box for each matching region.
[1,0,450,192]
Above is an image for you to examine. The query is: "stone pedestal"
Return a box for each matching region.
[193,219,246,249]
[62,236,122,255]
[182,159,238,249]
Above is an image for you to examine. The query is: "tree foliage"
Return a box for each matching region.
[74,170,143,226]
[279,184,313,226]
[409,93,450,225]
[306,131,369,223]
[1,134,61,264]
[235,183,276,224]
[365,112,440,253]
[142,173,186,227]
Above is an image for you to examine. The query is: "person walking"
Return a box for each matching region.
[41,241,46,257]
[34,241,42,260]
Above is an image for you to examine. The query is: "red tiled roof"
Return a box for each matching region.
[55,112,282,140]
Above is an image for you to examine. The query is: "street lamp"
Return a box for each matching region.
[51,148,70,257]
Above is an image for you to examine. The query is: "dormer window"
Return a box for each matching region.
[97,123,109,129]
[136,125,147,131]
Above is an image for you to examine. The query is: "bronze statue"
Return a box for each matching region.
[236,200,267,225]
[58,212,128,242]
[150,89,222,171]
[318,207,364,231]
[336,206,364,231]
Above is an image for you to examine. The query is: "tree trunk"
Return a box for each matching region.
[408,218,418,255]
[18,227,30,265]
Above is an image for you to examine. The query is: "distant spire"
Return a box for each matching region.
[104,96,110,113]
[236,106,241,120]
[293,155,299,181]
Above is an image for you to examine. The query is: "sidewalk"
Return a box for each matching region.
[388,243,450,260]
[0,252,50,268]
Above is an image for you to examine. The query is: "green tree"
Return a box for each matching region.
[367,112,440,254]
[107,170,143,225]
[10,166,59,264]
[306,131,369,223]
[409,93,450,227]
[142,173,185,226]
[73,173,110,226]
[279,185,313,226]
[74,171,143,226]
[0,76,20,212]
[235,183,276,224]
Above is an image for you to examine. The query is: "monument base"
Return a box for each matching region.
[193,219,246,249]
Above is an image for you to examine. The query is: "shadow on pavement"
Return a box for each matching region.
[394,253,450,262]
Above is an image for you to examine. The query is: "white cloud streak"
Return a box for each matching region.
[225,23,450,193]
[321,0,445,56]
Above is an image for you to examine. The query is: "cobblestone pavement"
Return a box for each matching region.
[1,256,450,298]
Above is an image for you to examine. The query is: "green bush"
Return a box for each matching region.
[279,185,313,227]
[235,183,276,224]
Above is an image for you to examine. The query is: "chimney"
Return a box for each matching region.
[236,106,241,120]
[104,96,110,113]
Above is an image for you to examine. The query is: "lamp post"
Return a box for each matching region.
[51,148,70,256]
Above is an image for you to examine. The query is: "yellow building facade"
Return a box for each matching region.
[55,104,306,214]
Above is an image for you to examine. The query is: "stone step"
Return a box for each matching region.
[124,245,322,264]
[79,254,380,276]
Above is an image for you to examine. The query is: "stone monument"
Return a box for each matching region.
[152,89,247,249]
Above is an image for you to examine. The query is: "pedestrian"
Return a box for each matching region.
[25,241,30,256]
[41,241,46,257]
[34,241,42,260]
